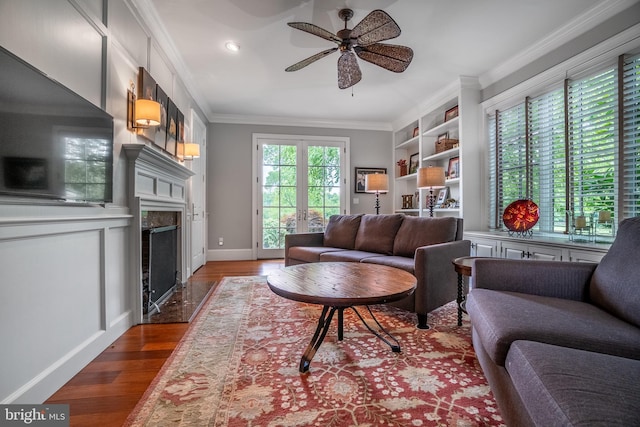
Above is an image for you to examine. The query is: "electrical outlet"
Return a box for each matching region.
[218,237,223,246]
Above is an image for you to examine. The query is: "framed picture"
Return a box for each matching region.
[165,98,178,156]
[444,105,459,122]
[154,85,168,150]
[177,109,185,143]
[436,187,449,206]
[412,126,420,138]
[409,153,420,175]
[137,67,157,142]
[437,132,449,142]
[355,167,387,193]
[448,156,460,179]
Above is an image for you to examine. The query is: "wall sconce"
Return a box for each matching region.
[365,173,388,215]
[417,166,445,217]
[127,83,161,132]
[178,142,201,160]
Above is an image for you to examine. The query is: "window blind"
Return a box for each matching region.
[496,103,527,229]
[528,88,566,232]
[567,68,617,220]
[621,53,640,218]
[487,114,497,229]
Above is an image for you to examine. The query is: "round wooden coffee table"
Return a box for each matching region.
[267,262,416,373]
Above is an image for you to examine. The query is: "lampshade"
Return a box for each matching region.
[134,99,161,126]
[417,166,445,189]
[183,143,200,158]
[365,173,389,193]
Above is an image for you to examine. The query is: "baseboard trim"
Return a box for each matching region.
[207,249,254,261]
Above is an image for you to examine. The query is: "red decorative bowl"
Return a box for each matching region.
[503,199,539,232]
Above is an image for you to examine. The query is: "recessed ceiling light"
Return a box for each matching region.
[225,41,240,52]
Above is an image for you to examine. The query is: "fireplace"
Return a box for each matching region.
[124,144,195,324]
[141,211,181,315]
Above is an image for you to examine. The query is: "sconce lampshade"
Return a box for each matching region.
[417,166,445,189]
[183,143,200,158]
[134,99,161,126]
[365,173,389,193]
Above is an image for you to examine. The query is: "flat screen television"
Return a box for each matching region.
[0,45,113,203]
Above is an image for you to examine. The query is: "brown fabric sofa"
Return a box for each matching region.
[284,213,470,328]
[467,216,640,426]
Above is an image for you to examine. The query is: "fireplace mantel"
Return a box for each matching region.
[124,143,195,323]
[123,144,195,202]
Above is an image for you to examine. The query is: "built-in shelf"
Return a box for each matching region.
[424,147,460,162]
[423,116,459,137]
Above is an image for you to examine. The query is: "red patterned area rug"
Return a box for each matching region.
[125,276,504,426]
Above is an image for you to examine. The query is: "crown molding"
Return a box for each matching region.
[127,0,213,120]
[209,113,393,132]
[478,0,637,88]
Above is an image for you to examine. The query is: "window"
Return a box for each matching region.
[488,53,640,237]
[622,54,640,218]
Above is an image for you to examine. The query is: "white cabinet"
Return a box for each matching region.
[465,231,609,263]
[501,241,563,261]
[470,237,499,257]
[568,249,605,262]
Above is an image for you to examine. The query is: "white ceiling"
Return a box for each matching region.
[133,0,629,129]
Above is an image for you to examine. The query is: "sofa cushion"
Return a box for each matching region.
[323,214,363,249]
[392,216,458,257]
[319,250,381,263]
[506,340,640,426]
[288,246,346,263]
[467,288,640,366]
[589,216,640,328]
[354,214,404,255]
[362,255,415,274]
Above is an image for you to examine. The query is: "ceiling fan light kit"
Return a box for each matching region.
[286,8,413,89]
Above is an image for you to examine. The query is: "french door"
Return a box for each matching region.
[254,134,349,259]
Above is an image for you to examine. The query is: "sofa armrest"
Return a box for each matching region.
[284,232,324,266]
[472,258,598,301]
[413,239,471,314]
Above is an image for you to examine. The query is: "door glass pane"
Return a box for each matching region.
[262,144,296,249]
[307,145,341,232]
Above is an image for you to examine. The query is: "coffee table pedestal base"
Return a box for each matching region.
[300,305,401,373]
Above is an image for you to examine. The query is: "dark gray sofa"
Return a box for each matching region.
[467,216,640,426]
[284,213,470,328]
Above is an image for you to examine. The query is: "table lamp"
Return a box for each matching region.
[365,173,389,215]
[417,166,445,217]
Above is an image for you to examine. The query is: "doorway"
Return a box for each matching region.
[253,134,349,259]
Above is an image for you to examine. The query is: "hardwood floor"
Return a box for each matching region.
[46,259,284,427]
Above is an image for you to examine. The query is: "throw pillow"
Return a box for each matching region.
[355,214,404,255]
[393,216,458,257]
[323,214,363,249]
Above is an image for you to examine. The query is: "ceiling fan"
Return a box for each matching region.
[285,8,413,89]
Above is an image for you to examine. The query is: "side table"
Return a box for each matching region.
[451,257,483,326]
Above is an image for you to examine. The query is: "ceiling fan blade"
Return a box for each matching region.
[355,43,413,73]
[351,10,401,46]
[287,22,342,44]
[285,47,339,72]
[337,51,362,89]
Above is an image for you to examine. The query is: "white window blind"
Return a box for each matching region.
[496,103,527,229]
[567,68,617,220]
[528,89,566,232]
[487,115,497,229]
[622,53,640,218]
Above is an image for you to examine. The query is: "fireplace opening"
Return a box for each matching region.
[141,211,182,316]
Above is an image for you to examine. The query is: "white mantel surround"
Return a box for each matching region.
[123,143,195,324]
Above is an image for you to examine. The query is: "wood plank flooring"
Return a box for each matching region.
[45,259,284,427]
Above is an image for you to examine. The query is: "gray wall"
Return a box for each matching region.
[208,123,392,252]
